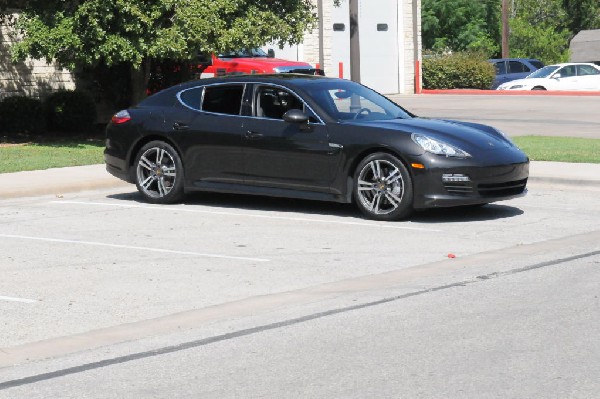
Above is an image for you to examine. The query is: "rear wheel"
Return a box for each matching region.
[532,86,546,91]
[134,141,184,204]
[353,153,413,221]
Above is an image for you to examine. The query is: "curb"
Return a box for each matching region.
[0,162,599,201]
[419,89,600,96]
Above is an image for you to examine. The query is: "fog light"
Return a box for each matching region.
[442,174,471,182]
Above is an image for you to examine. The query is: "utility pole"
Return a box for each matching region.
[502,0,510,58]
[349,0,361,83]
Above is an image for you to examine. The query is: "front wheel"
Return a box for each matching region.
[353,153,414,221]
[134,141,185,204]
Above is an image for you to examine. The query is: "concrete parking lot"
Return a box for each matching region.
[1,94,599,397]
[1,178,599,396]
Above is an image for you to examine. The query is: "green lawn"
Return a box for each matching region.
[512,136,600,164]
[0,135,598,174]
[0,140,104,174]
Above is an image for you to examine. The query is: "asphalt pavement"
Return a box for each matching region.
[0,160,599,200]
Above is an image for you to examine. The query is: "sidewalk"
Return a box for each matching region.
[0,161,599,200]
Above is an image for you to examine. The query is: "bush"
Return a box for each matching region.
[422,52,495,90]
[0,96,45,134]
[44,90,97,133]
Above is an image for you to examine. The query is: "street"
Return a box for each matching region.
[1,178,599,397]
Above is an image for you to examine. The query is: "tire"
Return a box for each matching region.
[532,87,546,91]
[353,152,414,221]
[134,140,185,204]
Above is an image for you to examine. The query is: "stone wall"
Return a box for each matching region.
[0,15,75,100]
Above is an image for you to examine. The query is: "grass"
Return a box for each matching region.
[0,135,598,174]
[0,139,104,174]
[512,136,600,164]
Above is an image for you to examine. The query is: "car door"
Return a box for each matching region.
[242,84,338,191]
[170,84,246,185]
[576,64,600,90]
[507,60,532,81]
[552,65,580,90]
[492,61,508,88]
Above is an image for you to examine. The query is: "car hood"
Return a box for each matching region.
[500,77,546,88]
[349,118,514,152]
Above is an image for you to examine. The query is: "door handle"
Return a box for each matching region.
[245,131,264,139]
[173,122,189,131]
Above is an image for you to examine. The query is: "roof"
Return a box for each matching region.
[570,29,600,63]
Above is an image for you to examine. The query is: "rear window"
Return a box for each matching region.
[202,85,244,115]
[530,60,544,69]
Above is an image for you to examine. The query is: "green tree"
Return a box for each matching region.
[562,0,600,34]
[422,0,500,56]
[2,0,316,103]
[509,0,571,64]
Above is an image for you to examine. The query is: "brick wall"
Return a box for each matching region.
[0,15,75,99]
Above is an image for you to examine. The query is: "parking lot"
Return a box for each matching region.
[1,93,600,397]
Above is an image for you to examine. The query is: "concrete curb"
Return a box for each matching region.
[0,161,598,200]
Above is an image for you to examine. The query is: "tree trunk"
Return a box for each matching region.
[130,59,151,105]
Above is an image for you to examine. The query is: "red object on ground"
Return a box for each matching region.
[447,253,457,259]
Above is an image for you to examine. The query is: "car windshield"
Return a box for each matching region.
[218,48,268,58]
[300,80,413,122]
[527,65,559,79]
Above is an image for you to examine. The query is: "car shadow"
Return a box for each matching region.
[106,191,523,223]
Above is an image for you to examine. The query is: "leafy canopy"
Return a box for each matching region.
[5,0,317,69]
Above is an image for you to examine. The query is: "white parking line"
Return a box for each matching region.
[0,295,38,304]
[0,234,269,263]
[52,201,442,232]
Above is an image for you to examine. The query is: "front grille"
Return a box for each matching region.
[443,182,474,195]
[477,178,527,197]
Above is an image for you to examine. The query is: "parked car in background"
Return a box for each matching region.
[489,58,545,89]
[496,63,600,91]
[105,74,529,221]
[147,48,323,95]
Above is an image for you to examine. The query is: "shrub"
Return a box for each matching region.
[422,52,495,90]
[0,96,45,134]
[44,90,97,133]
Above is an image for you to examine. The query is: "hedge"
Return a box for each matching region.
[0,96,45,134]
[422,52,495,90]
[44,90,97,133]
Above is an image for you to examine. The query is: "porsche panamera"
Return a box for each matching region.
[105,74,529,221]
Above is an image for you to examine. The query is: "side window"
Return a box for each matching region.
[557,66,576,78]
[494,61,507,75]
[326,89,388,121]
[255,86,304,120]
[508,61,530,73]
[178,87,203,110]
[530,60,544,70]
[578,65,600,76]
[202,85,244,115]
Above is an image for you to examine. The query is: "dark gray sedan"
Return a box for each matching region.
[105,74,529,221]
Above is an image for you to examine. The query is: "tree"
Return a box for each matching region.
[2,0,317,103]
[509,0,570,64]
[562,0,600,35]
[422,0,500,56]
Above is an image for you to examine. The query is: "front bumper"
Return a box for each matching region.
[411,156,529,209]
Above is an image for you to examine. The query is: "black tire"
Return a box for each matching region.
[134,140,185,204]
[353,152,414,221]
[532,87,546,91]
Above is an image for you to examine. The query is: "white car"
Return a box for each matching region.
[496,62,600,91]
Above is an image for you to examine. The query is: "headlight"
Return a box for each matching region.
[412,134,471,158]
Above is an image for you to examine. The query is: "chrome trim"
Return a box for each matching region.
[175,81,325,125]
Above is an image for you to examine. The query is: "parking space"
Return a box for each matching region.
[1,180,599,350]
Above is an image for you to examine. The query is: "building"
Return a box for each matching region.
[570,29,600,64]
[268,0,422,94]
[0,13,75,99]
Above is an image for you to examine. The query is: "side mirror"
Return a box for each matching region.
[283,109,309,124]
[267,48,275,58]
